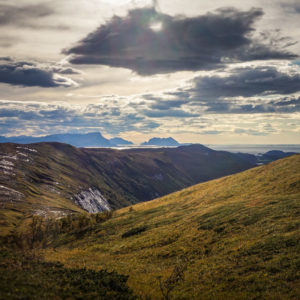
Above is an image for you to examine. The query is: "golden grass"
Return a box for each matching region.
[42,155,300,299]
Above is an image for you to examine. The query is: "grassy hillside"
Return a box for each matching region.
[0,247,135,300]
[42,155,300,299]
[0,142,255,235]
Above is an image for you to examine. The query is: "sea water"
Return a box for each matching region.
[206,144,300,155]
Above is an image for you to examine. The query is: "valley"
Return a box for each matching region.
[0,153,299,299]
[0,142,256,234]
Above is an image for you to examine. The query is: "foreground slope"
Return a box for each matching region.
[45,155,300,299]
[0,142,254,234]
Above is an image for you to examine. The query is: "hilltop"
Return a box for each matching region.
[0,142,255,234]
[41,155,300,299]
[141,137,180,146]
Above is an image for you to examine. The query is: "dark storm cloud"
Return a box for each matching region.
[0,3,53,27]
[0,58,77,87]
[65,7,297,75]
[192,66,300,98]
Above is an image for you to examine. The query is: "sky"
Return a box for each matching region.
[0,0,300,144]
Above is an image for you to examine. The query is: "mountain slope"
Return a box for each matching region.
[44,155,300,299]
[0,143,255,234]
[109,137,133,146]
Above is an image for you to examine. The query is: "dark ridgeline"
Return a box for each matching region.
[0,142,256,214]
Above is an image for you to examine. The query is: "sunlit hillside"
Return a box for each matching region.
[42,154,300,299]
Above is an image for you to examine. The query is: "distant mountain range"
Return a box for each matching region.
[0,132,133,147]
[257,150,297,162]
[109,137,133,146]
[141,137,180,146]
[0,133,182,147]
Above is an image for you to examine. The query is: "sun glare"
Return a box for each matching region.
[150,21,163,32]
[101,0,151,7]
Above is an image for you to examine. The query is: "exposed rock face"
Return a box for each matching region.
[73,188,111,213]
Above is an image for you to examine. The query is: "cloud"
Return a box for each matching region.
[201,130,223,135]
[0,58,78,88]
[0,3,53,27]
[0,100,160,136]
[144,109,198,118]
[0,98,298,139]
[64,7,297,75]
[51,66,82,75]
[192,66,300,99]
[149,99,187,110]
[138,63,300,115]
[281,1,300,14]
[0,3,70,31]
[234,128,268,136]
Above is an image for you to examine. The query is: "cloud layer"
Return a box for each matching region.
[0,57,79,87]
[192,65,300,98]
[65,7,297,75]
[140,64,300,115]
[0,3,53,27]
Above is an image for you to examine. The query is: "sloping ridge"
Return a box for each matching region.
[45,154,300,299]
[0,142,255,230]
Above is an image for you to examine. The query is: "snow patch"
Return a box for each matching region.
[0,154,16,175]
[17,146,37,153]
[0,185,24,203]
[0,159,14,166]
[1,155,17,160]
[0,185,22,195]
[3,170,15,176]
[34,208,69,218]
[73,188,111,213]
[0,164,13,171]
[17,152,28,157]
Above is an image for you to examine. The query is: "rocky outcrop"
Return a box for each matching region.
[73,188,111,213]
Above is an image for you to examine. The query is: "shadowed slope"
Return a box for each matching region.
[0,142,255,234]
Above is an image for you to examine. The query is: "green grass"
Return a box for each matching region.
[0,247,135,300]
[39,154,300,299]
